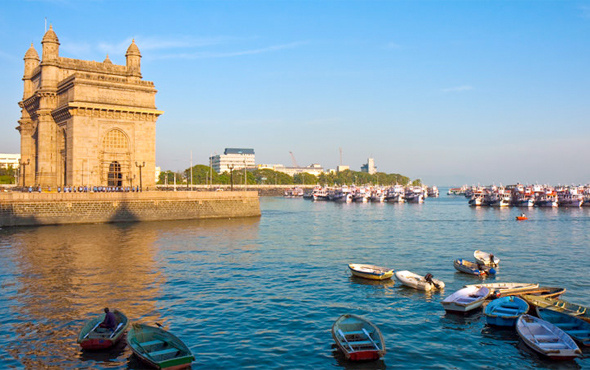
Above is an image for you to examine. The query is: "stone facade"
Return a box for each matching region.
[0,191,261,227]
[17,26,163,189]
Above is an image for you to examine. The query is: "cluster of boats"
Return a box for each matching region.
[453,250,498,276]
[453,184,590,207]
[285,185,439,203]
[77,312,194,369]
[345,257,589,362]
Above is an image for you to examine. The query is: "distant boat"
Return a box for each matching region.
[516,215,528,221]
[484,296,529,327]
[441,286,489,313]
[473,250,500,266]
[77,309,129,350]
[537,308,590,347]
[522,295,590,323]
[453,259,496,276]
[394,270,444,291]
[516,314,581,360]
[348,264,393,280]
[127,323,195,370]
[331,314,386,361]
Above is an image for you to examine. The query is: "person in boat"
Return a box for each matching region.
[520,213,526,218]
[99,308,117,330]
[488,253,496,266]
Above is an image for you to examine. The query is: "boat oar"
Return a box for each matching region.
[83,321,102,339]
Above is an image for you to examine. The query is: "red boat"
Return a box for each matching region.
[332,314,385,361]
[77,309,129,349]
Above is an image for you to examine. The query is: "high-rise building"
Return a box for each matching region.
[361,158,376,174]
[210,148,255,174]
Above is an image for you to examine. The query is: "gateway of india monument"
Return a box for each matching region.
[18,25,162,189]
[0,26,260,227]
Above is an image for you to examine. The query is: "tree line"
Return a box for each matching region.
[159,165,421,186]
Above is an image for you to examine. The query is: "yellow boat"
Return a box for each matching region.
[348,264,394,280]
[523,294,590,323]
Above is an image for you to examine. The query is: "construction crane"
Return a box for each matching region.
[289,151,299,167]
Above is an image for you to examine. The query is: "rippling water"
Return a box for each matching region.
[0,193,589,369]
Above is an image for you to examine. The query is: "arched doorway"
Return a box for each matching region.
[108,161,122,186]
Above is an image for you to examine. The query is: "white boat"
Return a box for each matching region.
[516,314,582,360]
[558,192,583,207]
[394,270,444,291]
[441,286,490,313]
[474,250,500,266]
[464,282,539,298]
[348,264,393,280]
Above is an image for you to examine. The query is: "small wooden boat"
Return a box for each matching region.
[441,286,489,313]
[484,296,528,327]
[127,323,194,370]
[509,286,566,299]
[516,314,582,360]
[348,264,393,280]
[523,294,590,323]
[394,270,444,291]
[516,216,528,221]
[77,309,129,350]
[537,308,590,347]
[331,314,386,361]
[464,282,539,298]
[453,259,496,276]
[473,250,500,266]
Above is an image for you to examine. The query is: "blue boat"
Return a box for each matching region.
[538,308,590,347]
[484,296,529,327]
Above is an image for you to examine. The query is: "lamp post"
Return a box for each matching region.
[228,164,234,191]
[135,161,145,192]
[19,159,30,188]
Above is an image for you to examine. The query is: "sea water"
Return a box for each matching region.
[0,193,588,369]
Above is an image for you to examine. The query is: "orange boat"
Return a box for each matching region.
[516,215,528,221]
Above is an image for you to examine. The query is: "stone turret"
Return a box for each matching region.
[41,25,59,62]
[23,43,39,98]
[125,39,142,77]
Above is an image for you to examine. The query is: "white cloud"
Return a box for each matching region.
[384,42,402,49]
[152,41,307,60]
[441,85,474,93]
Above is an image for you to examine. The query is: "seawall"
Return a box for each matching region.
[0,191,260,227]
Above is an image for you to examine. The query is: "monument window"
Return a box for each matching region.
[103,129,128,151]
[108,161,122,187]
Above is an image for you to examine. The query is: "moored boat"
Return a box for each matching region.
[464,282,539,298]
[394,270,444,291]
[127,323,195,370]
[484,296,528,327]
[77,309,129,350]
[522,295,590,323]
[441,286,489,313]
[537,308,590,347]
[453,258,496,276]
[331,314,386,361]
[516,314,581,360]
[473,250,500,266]
[348,264,394,280]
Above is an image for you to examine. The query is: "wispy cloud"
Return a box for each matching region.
[153,41,307,60]
[383,42,402,50]
[441,85,474,93]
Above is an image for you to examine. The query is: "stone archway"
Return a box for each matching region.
[101,129,130,186]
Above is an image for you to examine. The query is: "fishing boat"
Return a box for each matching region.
[441,286,490,313]
[127,323,195,370]
[348,264,394,280]
[473,250,500,266]
[484,296,529,327]
[453,259,496,276]
[537,308,590,346]
[516,314,582,360]
[394,270,444,291]
[516,215,528,221]
[331,314,386,361]
[522,295,590,323]
[464,282,539,298]
[77,309,129,350]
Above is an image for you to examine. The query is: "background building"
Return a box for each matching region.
[0,153,20,169]
[210,148,255,174]
[17,26,163,188]
[259,163,324,177]
[361,157,377,174]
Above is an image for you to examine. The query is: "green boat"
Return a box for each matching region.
[523,294,590,323]
[127,323,195,370]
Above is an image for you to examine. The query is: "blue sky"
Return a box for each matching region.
[1,0,589,186]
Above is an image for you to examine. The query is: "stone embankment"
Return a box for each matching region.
[0,190,260,227]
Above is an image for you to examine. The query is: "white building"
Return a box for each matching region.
[210,148,255,174]
[261,163,324,177]
[361,157,377,174]
[0,153,20,169]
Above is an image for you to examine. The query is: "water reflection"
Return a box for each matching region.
[0,216,260,369]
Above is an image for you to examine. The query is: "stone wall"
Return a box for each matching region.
[0,191,260,227]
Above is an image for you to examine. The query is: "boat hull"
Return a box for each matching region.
[442,286,489,314]
[516,315,581,360]
[77,310,129,350]
[331,314,385,361]
[484,296,529,327]
[127,324,194,370]
[348,264,393,280]
[394,270,444,291]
